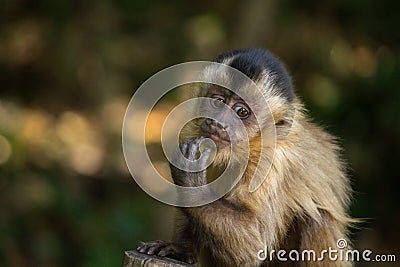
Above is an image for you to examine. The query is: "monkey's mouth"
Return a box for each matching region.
[201,131,230,149]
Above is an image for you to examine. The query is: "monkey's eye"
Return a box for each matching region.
[234,105,250,119]
[211,96,226,108]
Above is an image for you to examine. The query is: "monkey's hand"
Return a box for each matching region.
[170,137,211,187]
[137,240,196,264]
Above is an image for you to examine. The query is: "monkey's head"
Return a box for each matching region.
[196,48,296,161]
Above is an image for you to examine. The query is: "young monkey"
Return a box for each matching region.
[137,48,354,267]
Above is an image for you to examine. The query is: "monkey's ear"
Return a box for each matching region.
[275,106,295,138]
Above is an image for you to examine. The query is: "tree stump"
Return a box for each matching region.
[123,250,195,267]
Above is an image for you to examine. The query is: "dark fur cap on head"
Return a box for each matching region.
[215,48,295,102]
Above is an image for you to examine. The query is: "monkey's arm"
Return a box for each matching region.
[170,138,264,265]
[136,139,207,264]
[183,197,263,265]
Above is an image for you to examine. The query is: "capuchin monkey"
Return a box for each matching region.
[137,48,354,267]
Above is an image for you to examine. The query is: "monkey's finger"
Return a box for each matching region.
[137,244,144,251]
[157,250,168,257]
[187,141,200,160]
[200,148,212,165]
[188,137,206,160]
[146,242,167,255]
[137,241,148,252]
[157,245,175,257]
[138,243,153,253]
[138,246,148,253]
[179,142,189,156]
[137,240,163,254]
[186,138,198,157]
[180,137,197,157]
[146,245,161,255]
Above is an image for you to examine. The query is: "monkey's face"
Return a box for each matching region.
[199,86,260,150]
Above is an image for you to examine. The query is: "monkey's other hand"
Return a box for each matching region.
[137,240,196,264]
[170,137,211,187]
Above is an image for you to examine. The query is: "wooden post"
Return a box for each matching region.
[122,250,195,267]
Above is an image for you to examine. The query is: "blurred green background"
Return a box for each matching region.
[0,0,399,266]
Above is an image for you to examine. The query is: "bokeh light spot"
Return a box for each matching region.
[353,46,377,77]
[0,134,12,165]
